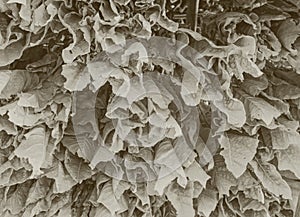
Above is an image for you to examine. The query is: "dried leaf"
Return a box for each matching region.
[197,188,218,217]
[277,144,300,179]
[249,160,292,199]
[220,134,259,178]
[13,126,49,176]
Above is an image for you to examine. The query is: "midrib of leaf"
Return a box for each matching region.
[76,160,82,182]
[228,139,233,170]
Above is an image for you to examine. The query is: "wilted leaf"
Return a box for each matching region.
[44,159,77,193]
[61,62,90,92]
[165,181,194,217]
[64,151,93,183]
[7,0,27,5]
[213,156,238,197]
[276,18,300,55]
[13,126,49,176]
[286,178,300,214]
[220,133,259,178]
[0,33,30,67]
[249,160,292,199]
[25,177,52,206]
[87,59,129,95]
[5,180,33,214]
[213,97,246,127]
[237,170,262,199]
[18,81,58,110]
[154,166,185,195]
[47,191,71,217]
[240,75,269,96]
[228,51,263,81]
[271,127,300,149]
[0,0,299,216]
[277,144,300,179]
[0,70,37,99]
[243,94,282,125]
[8,104,46,127]
[185,161,210,187]
[237,192,266,212]
[58,9,91,63]
[0,116,17,135]
[97,180,122,215]
[93,204,119,217]
[261,91,290,115]
[272,82,300,100]
[56,204,72,217]
[157,14,179,33]
[197,188,218,217]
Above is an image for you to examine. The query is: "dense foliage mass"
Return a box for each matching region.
[0,0,300,216]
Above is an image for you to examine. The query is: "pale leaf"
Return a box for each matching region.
[277,144,300,179]
[220,134,259,178]
[13,126,49,176]
[249,160,292,199]
[197,188,218,217]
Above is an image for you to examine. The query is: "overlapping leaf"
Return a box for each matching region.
[0,0,298,216]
